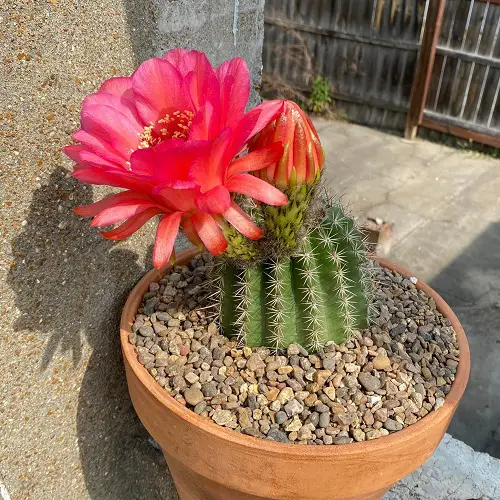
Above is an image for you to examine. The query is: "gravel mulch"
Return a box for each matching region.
[129,254,460,445]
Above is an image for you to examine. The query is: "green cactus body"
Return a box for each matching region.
[221,197,262,261]
[211,202,372,351]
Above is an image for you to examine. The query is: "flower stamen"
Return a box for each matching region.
[138,109,194,148]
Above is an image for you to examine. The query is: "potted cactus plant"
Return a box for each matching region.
[66,49,470,500]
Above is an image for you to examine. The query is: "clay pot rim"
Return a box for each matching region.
[120,246,470,458]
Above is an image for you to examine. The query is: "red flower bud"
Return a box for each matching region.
[249,100,325,189]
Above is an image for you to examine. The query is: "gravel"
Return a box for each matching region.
[131,254,460,446]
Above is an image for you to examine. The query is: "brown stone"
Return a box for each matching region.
[373,354,391,371]
[323,386,336,401]
[363,409,375,426]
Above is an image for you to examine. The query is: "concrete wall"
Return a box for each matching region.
[0,1,265,498]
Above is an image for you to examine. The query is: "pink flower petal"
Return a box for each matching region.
[181,216,204,248]
[164,48,197,76]
[225,173,288,206]
[216,57,250,127]
[165,50,221,112]
[64,145,123,169]
[189,101,221,141]
[100,207,162,240]
[188,128,231,192]
[72,130,128,167]
[131,140,203,188]
[153,186,199,212]
[152,211,184,268]
[72,166,153,192]
[220,100,284,168]
[81,105,141,158]
[99,76,133,99]
[132,58,191,123]
[74,190,151,217]
[83,92,143,129]
[191,212,227,256]
[183,55,220,110]
[247,100,285,138]
[223,201,263,240]
[91,200,160,227]
[195,185,231,214]
[128,147,156,176]
[226,142,284,178]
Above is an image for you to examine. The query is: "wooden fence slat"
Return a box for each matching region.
[477,0,500,5]
[405,0,447,140]
[264,17,420,51]
[421,115,500,148]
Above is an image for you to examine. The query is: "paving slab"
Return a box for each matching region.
[386,433,500,500]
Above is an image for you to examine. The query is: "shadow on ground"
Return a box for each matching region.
[121,0,158,63]
[430,222,500,458]
[8,167,176,499]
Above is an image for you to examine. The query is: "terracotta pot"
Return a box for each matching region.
[120,247,470,500]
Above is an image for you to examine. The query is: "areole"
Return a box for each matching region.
[120,247,470,500]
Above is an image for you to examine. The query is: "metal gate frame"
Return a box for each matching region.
[405,0,500,148]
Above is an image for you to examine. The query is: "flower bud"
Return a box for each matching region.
[249,100,324,189]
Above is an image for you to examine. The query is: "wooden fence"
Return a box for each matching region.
[263,0,429,130]
[263,0,500,147]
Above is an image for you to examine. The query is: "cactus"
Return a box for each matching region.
[210,202,372,351]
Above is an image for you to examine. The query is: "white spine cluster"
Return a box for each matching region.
[205,260,226,322]
[265,259,288,351]
[233,267,250,346]
[296,250,325,352]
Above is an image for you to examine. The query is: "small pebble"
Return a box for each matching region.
[319,412,330,428]
[384,418,403,432]
[184,388,204,406]
[284,399,304,417]
[358,372,382,391]
[372,354,391,371]
[138,325,154,338]
[212,409,233,426]
[185,372,199,384]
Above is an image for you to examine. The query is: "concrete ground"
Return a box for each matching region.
[387,433,500,499]
[1,1,500,499]
[0,1,261,499]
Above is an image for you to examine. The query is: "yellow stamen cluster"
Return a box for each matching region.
[138,124,160,149]
[138,109,194,149]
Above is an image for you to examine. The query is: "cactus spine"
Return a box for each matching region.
[212,202,372,351]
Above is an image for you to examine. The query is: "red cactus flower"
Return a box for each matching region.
[248,100,325,188]
[64,49,254,170]
[65,49,288,268]
[74,130,286,267]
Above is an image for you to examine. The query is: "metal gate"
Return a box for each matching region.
[406,0,500,147]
